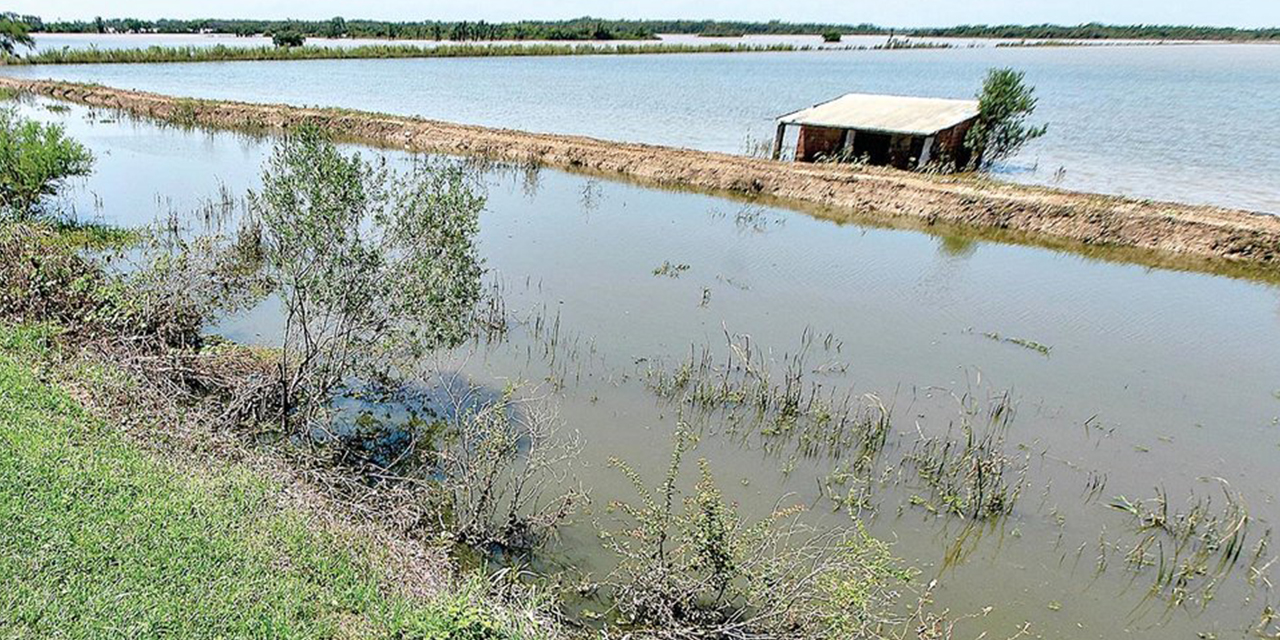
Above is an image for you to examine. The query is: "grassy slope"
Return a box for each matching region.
[0,323,521,640]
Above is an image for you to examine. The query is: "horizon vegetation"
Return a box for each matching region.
[3,12,1278,43]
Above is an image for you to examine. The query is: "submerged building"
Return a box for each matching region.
[773,93,980,170]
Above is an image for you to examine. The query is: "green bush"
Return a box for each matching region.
[822,30,843,43]
[964,67,1048,169]
[249,125,483,428]
[0,108,95,219]
[271,30,306,48]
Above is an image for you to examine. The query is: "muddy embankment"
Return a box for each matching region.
[5,77,1279,272]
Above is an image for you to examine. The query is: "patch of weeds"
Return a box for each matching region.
[50,219,143,250]
[171,98,201,127]
[45,103,72,114]
[652,260,690,278]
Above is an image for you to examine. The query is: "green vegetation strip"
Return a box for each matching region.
[6,41,807,65]
[0,323,524,640]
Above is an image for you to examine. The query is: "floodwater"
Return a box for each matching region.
[4,40,1279,213]
[15,96,1280,639]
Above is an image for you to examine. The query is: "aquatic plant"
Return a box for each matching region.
[981,331,1051,356]
[873,37,953,50]
[434,380,585,553]
[645,328,886,461]
[652,260,691,278]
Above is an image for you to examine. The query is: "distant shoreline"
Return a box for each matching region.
[4,77,1278,276]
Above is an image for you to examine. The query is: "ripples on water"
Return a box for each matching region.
[7,37,1280,212]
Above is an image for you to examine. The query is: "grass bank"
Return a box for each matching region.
[0,321,544,639]
[3,41,807,65]
[4,77,1278,275]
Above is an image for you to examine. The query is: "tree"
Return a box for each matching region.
[0,108,95,219]
[0,15,35,56]
[325,16,347,39]
[247,126,483,429]
[964,67,1048,169]
[271,30,305,48]
[822,30,843,43]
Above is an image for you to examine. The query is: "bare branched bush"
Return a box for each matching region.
[434,379,586,552]
[598,426,949,640]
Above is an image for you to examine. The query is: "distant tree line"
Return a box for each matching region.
[906,23,1280,41]
[10,15,1279,42]
[20,16,667,41]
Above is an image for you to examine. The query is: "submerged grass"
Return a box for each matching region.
[7,42,808,65]
[905,391,1028,520]
[0,323,541,640]
[980,331,1052,357]
[645,327,887,462]
[1106,482,1269,609]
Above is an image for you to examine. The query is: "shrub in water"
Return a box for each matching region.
[0,108,94,219]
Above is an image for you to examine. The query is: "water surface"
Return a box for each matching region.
[5,43,1279,213]
[17,96,1280,640]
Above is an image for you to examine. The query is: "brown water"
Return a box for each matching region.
[19,96,1280,639]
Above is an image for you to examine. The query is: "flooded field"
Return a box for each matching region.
[5,42,1280,213]
[16,95,1280,638]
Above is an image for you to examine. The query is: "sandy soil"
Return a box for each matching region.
[6,77,1279,270]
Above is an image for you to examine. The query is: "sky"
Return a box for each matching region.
[7,0,1279,28]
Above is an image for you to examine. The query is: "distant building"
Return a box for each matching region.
[773,93,980,170]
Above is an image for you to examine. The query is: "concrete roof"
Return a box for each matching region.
[778,93,980,136]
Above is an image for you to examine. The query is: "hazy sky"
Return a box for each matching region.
[9,0,1279,28]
